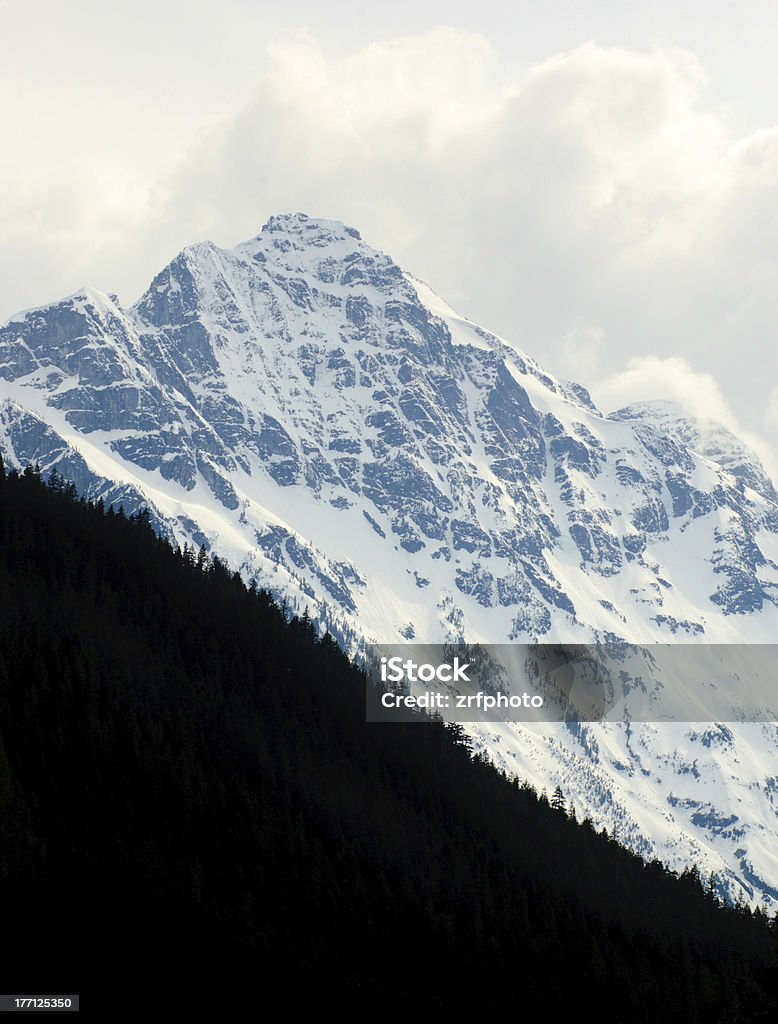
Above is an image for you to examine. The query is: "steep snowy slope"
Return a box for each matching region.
[1,213,777,905]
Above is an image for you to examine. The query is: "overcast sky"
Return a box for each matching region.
[2,0,777,474]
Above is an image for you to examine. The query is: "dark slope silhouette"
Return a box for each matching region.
[0,460,775,1020]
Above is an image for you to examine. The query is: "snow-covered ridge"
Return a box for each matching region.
[1,212,777,908]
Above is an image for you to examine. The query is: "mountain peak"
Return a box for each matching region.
[610,398,682,419]
[250,212,361,245]
[610,399,777,500]
[2,284,122,328]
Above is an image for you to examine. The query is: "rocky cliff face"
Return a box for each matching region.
[2,212,777,906]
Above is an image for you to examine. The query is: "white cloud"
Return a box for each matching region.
[596,356,733,422]
[768,387,778,430]
[596,356,778,483]
[561,324,605,382]
[0,164,156,313]
[261,28,503,158]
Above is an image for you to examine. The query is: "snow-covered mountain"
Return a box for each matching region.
[2,213,777,906]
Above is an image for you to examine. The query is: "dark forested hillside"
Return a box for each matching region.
[0,460,775,1021]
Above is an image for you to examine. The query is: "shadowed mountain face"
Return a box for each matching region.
[2,212,778,905]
